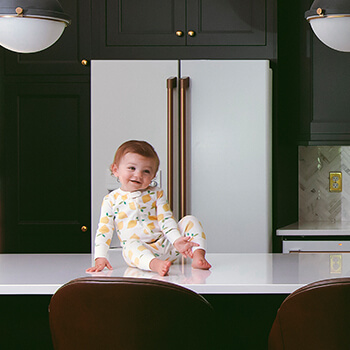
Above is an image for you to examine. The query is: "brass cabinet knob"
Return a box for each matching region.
[188,30,195,37]
[176,31,183,37]
[81,225,88,232]
[15,7,23,15]
[81,59,88,66]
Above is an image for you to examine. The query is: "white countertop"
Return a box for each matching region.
[1,250,350,295]
[277,221,350,236]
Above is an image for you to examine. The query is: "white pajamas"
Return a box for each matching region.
[94,187,207,271]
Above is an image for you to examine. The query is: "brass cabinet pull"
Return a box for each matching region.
[81,225,88,232]
[166,77,177,210]
[176,31,183,37]
[81,59,88,66]
[179,77,189,218]
[188,30,195,37]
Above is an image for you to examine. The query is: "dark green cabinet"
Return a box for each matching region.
[299,1,350,144]
[0,0,91,253]
[3,81,91,253]
[104,0,186,46]
[91,0,276,59]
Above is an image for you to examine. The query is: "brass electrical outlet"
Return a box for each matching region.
[330,254,342,274]
[329,172,342,192]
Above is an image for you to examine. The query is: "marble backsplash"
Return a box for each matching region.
[299,146,350,222]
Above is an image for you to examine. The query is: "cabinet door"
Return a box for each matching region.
[91,0,275,59]
[186,0,266,46]
[298,15,350,143]
[97,0,186,46]
[3,82,91,253]
[309,38,350,142]
[3,0,90,76]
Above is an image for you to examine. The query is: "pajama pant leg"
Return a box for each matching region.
[122,215,207,271]
[178,215,207,252]
[148,215,207,264]
[122,237,182,271]
[122,240,157,271]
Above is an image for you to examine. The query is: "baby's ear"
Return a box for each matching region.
[111,163,118,176]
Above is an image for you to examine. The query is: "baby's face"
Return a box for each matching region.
[112,152,156,192]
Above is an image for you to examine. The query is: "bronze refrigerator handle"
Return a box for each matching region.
[166,77,177,210]
[179,77,189,218]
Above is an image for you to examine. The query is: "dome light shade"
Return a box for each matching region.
[305,0,350,52]
[309,16,350,52]
[0,0,71,53]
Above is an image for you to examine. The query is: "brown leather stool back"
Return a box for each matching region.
[49,276,213,350]
[268,277,350,350]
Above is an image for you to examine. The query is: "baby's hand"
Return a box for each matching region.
[86,257,113,273]
[173,236,199,259]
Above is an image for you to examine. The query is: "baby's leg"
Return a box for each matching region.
[178,216,211,270]
[123,239,173,276]
[192,249,212,270]
[122,240,157,271]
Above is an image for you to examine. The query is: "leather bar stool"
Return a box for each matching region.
[49,276,214,350]
[268,277,350,350]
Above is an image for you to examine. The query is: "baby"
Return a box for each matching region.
[86,140,211,276]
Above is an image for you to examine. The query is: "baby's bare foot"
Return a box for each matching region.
[149,258,172,276]
[192,249,212,270]
[192,257,212,270]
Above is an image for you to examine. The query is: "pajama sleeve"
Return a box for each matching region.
[94,195,115,259]
[156,189,182,244]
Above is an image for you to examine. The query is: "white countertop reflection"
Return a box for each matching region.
[1,250,349,295]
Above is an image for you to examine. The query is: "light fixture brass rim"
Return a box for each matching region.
[0,14,70,25]
[307,14,350,21]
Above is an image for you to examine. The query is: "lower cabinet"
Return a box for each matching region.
[2,81,91,253]
[0,293,287,349]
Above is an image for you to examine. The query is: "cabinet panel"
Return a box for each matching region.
[187,0,266,45]
[310,39,350,140]
[105,0,186,46]
[3,0,90,76]
[3,82,91,253]
[91,0,275,59]
[299,30,350,143]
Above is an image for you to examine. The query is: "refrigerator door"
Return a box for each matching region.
[181,60,272,253]
[91,60,178,248]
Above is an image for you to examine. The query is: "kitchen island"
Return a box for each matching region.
[1,251,349,349]
[1,250,349,294]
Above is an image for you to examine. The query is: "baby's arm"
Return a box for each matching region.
[87,194,115,272]
[86,257,113,273]
[156,190,182,243]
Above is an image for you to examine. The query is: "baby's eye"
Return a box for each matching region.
[129,166,136,171]
[144,170,151,174]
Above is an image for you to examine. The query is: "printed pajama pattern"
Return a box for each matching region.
[94,187,207,271]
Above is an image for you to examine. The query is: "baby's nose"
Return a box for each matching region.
[134,170,142,178]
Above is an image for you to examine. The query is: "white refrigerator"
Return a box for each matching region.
[91,60,272,253]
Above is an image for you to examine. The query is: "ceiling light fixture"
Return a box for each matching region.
[305,0,350,52]
[0,0,71,53]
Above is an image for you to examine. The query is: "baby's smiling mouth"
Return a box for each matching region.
[131,180,141,184]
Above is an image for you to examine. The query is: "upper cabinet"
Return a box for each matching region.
[91,0,276,59]
[299,2,350,144]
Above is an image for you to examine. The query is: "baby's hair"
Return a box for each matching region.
[111,140,160,175]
